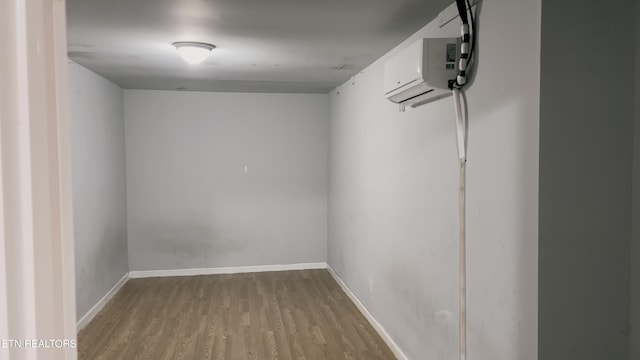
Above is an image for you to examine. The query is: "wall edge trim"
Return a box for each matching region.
[327,265,409,360]
[128,262,328,278]
[76,272,129,331]
[76,260,409,360]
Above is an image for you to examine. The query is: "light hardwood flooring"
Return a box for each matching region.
[77,269,396,360]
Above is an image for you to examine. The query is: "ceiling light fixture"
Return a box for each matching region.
[173,42,216,65]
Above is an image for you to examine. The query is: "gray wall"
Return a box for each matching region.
[327,0,541,358]
[631,1,640,358]
[124,90,328,271]
[68,62,128,319]
[539,0,635,359]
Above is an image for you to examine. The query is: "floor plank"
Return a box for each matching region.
[77,269,396,360]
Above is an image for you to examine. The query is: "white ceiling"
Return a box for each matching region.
[67,0,451,93]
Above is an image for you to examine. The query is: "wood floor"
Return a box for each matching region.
[77,269,396,360]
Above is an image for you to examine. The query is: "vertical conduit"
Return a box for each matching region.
[452,87,467,360]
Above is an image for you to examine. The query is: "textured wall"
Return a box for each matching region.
[69,62,128,319]
[327,0,541,358]
[124,90,329,271]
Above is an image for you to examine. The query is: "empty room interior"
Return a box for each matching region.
[7,0,640,359]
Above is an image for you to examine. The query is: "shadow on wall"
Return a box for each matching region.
[131,222,251,265]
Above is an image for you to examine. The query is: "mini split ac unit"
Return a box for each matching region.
[384,38,460,107]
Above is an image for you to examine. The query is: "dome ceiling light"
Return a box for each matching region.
[172,42,216,65]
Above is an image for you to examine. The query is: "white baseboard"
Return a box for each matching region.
[129,262,327,279]
[76,263,326,331]
[326,265,408,360]
[76,261,407,360]
[76,272,129,331]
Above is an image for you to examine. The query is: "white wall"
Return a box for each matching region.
[538,1,634,359]
[68,63,128,320]
[124,91,328,271]
[630,0,640,358]
[327,1,540,359]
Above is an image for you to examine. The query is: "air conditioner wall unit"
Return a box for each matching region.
[384,38,460,107]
